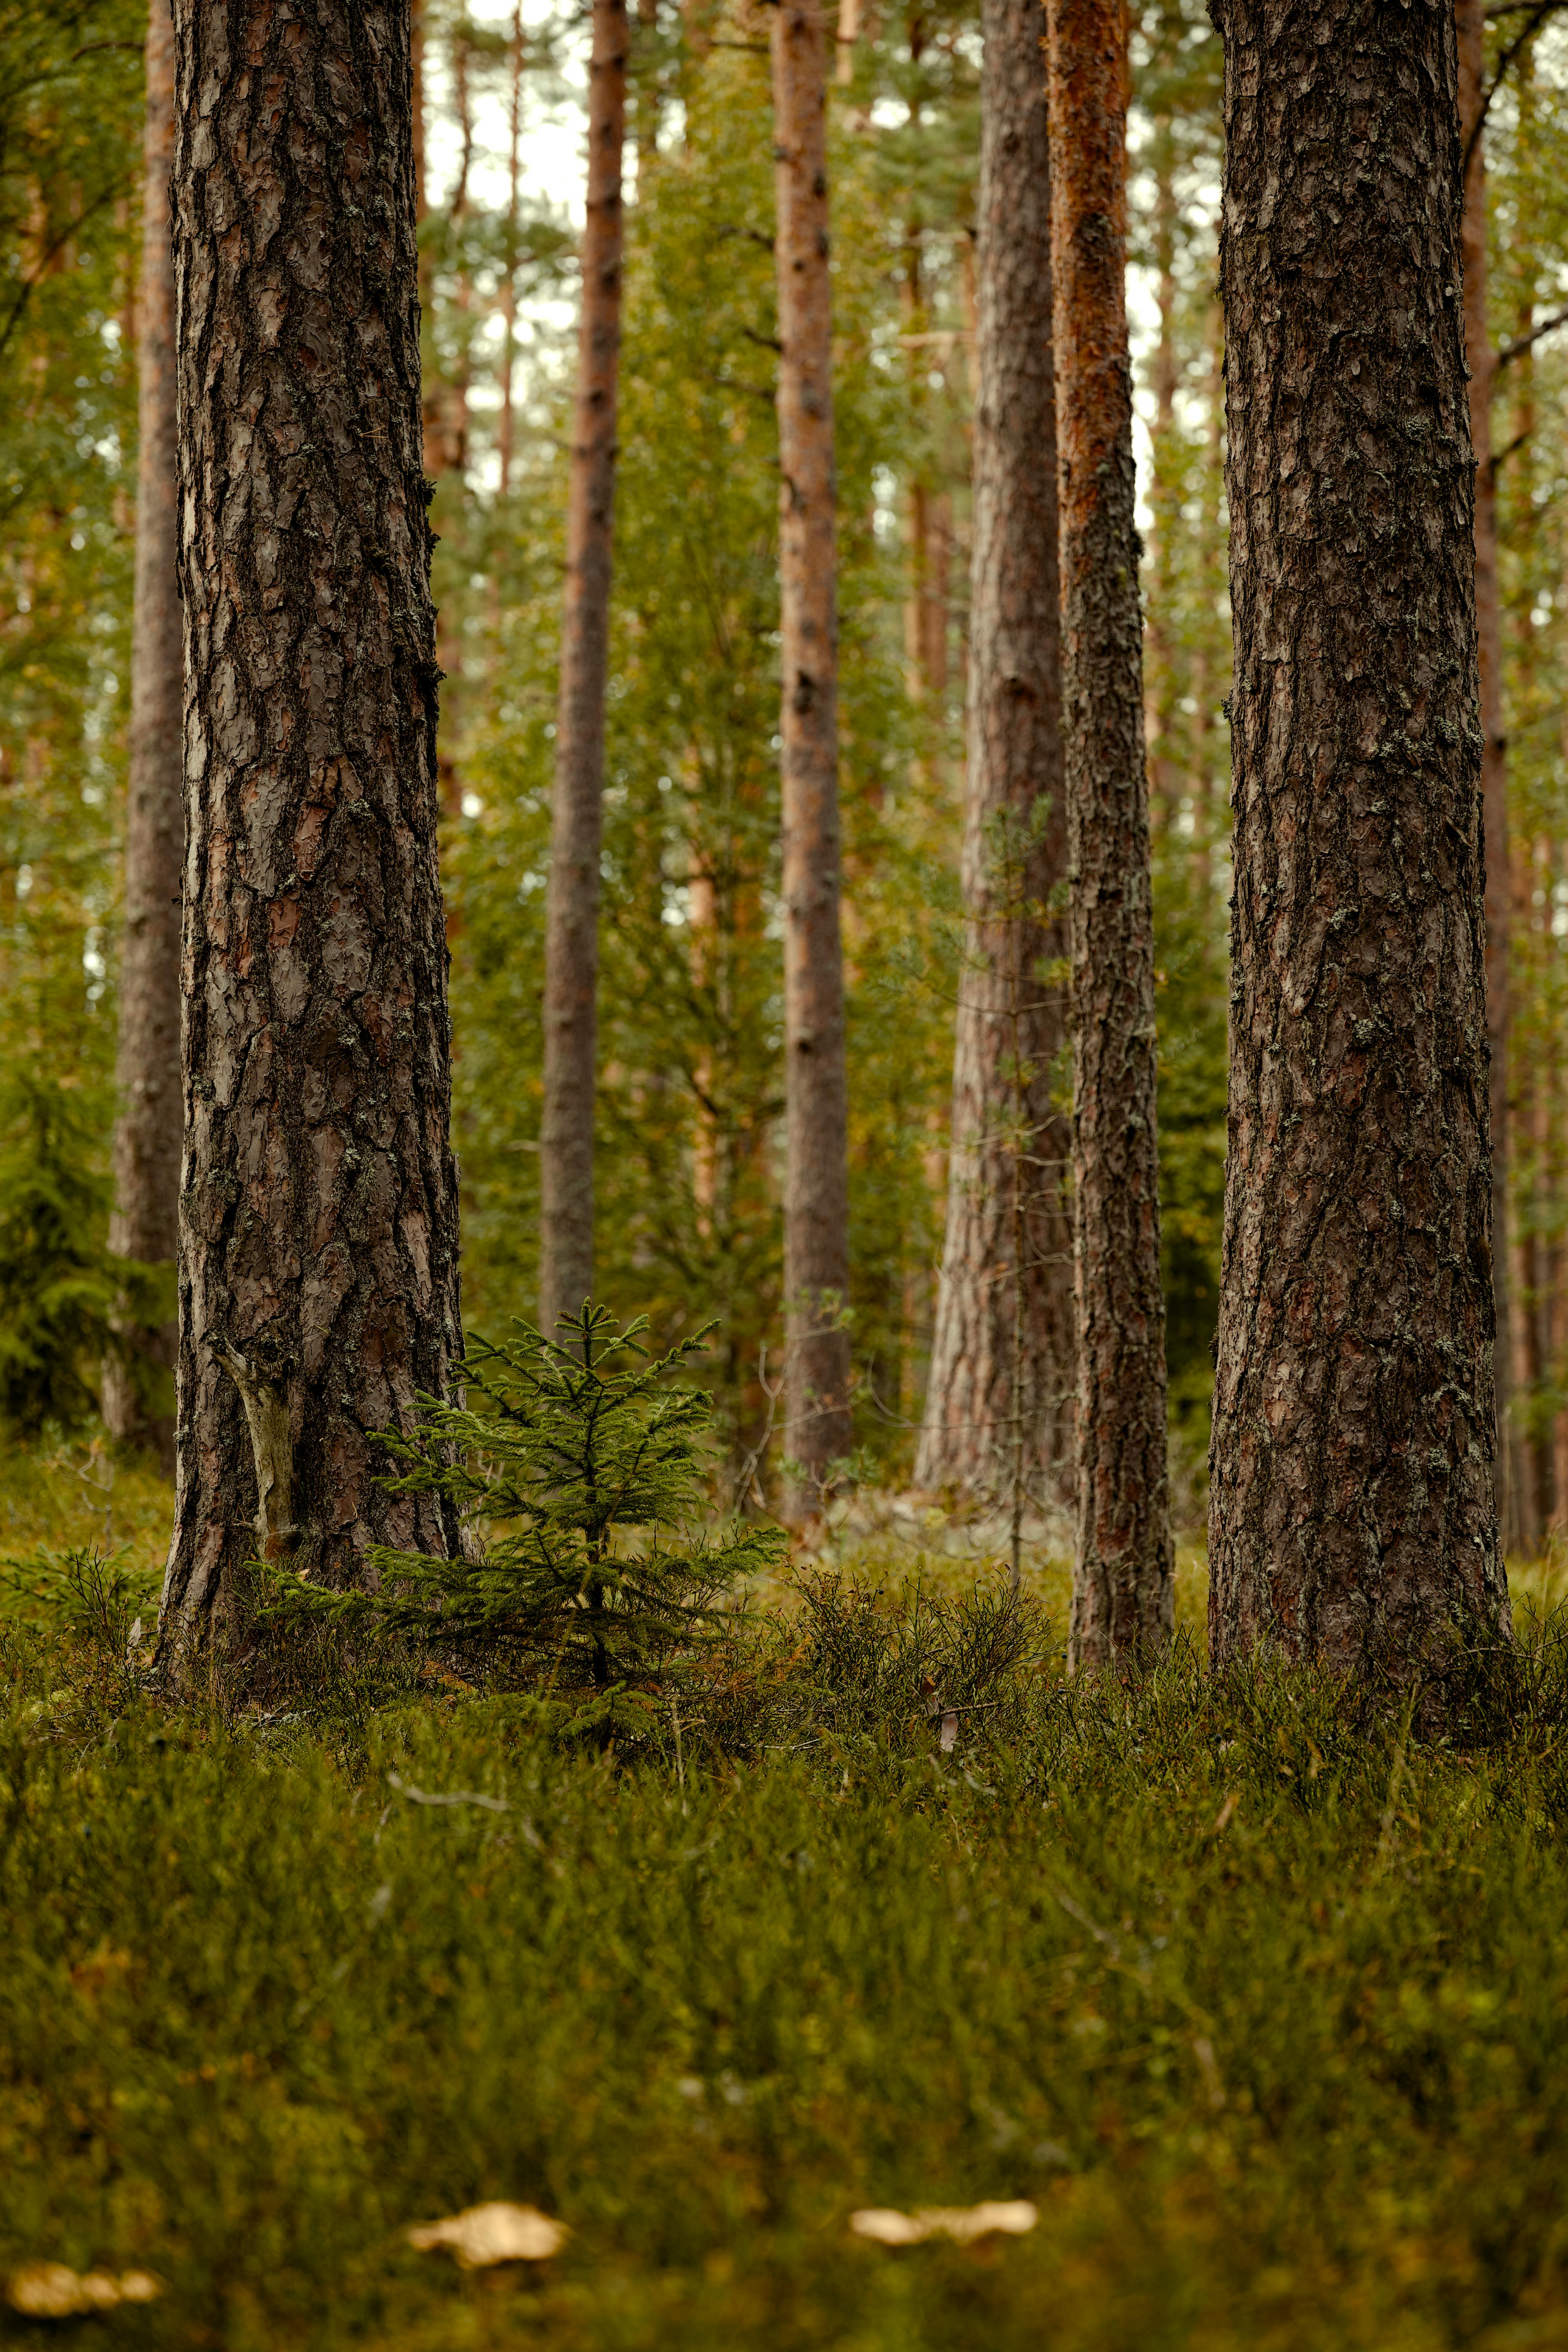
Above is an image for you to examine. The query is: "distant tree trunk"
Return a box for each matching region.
[1142,123,1179,834]
[1207,0,1510,1669]
[499,2,524,495]
[104,0,181,1472]
[634,0,660,190]
[1514,845,1551,1536]
[772,0,853,1509]
[1457,0,1517,1553]
[916,0,1073,1543]
[431,25,475,818]
[413,2,437,478]
[538,0,628,1338]
[157,0,465,1675]
[1046,0,1172,1667]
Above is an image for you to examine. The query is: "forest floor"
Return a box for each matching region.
[3,1437,1568,2350]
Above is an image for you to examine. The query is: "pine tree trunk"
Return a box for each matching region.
[1046,0,1173,1667]
[104,0,182,1472]
[1551,842,1568,1532]
[538,0,627,1338]
[157,0,465,1673]
[772,0,853,1510]
[634,0,660,188]
[1207,0,1510,1668]
[917,0,1073,1527]
[1457,0,1517,1553]
[499,2,524,495]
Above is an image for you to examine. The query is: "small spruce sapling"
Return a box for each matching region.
[267,1306,787,1713]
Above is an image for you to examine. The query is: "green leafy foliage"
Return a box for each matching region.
[0,1065,116,1431]
[268,1307,788,1710]
[0,4,140,1437]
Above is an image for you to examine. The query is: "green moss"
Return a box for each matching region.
[2,1583,1568,2350]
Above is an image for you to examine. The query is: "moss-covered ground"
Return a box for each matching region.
[4,1441,1568,2350]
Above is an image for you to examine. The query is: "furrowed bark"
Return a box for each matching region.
[917,0,1074,1532]
[772,0,853,1510]
[158,0,465,1676]
[104,0,182,1471]
[1457,0,1516,1552]
[1046,0,1173,1667]
[538,0,628,1338]
[1207,0,1510,1670]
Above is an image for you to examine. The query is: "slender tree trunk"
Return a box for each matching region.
[413,3,439,482]
[499,3,524,495]
[104,0,181,1472]
[1143,125,1179,834]
[1457,0,1517,1554]
[689,860,718,1241]
[538,0,628,1336]
[1552,961,1568,1541]
[1514,1047,1547,1543]
[917,0,1073,1535]
[1046,0,1172,1668]
[432,29,473,817]
[836,0,859,83]
[157,0,465,1675]
[772,0,853,1508]
[1207,0,1510,1670]
[1512,828,1550,1544]
[634,0,661,189]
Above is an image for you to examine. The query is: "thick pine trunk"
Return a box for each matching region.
[157,0,464,1672]
[916,0,1073,1527]
[538,0,627,1338]
[1207,0,1510,1668]
[104,0,182,1471]
[1046,0,1172,1667]
[1457,0,1517,1553]
[772,0,853,1508]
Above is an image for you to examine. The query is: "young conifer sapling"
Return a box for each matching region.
[269,1306,785,1711]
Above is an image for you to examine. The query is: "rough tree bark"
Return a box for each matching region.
[1207,0,1511,1669]
[772,0,853,1509]
[1457,0,1517,1550]
[916,0,1073,1537]
[157,0,465,1672]
[1046,0,1173,1666]
[537,0,627,1338]
[104,0,182,1471]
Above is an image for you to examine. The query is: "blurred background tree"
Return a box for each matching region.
[8,0,1568,1555]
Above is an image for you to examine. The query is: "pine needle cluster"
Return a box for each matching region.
[267,1306,786,1717]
